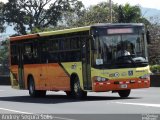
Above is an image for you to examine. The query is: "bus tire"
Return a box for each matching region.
[71,76,87,99]
[118,89,131,98]
[28,76,46,97]
[65,91,72,97]
[38,90,46,97]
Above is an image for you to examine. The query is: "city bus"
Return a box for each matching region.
[10,23,150,99]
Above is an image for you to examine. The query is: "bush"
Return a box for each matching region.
[150,65,160,74]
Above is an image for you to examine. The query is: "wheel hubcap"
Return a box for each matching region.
[30,83,34,93]
[74,83,79,93]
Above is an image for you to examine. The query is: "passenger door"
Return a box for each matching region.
[81,37,92,90]
[17,43,25,89]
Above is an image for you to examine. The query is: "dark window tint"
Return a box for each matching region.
[48,40,59,52]
[23,40,39,64]
[60,50,81,62]
[39,40,49,63]
[11,44,18,65]
[70,37,80,49]
[60,39,70,50]
[48,52,59,63]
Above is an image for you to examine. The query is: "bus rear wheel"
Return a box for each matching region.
[71,77,87,99]
[65,91,72,97]
[28,77,46,97]
[118,89,131,98]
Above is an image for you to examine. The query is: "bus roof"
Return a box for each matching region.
[10,34,39,42]
[91,23,144,28]
[38,26,90,37]
[10,26,90,42]
[9,23,144,42]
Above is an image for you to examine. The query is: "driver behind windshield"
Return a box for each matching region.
[116,43,131,58]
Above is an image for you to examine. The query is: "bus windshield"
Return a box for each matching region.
[91,27,148,69]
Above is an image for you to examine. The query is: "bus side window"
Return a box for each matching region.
[11,44,18,65]
[70,37,80,49]
[40,40,49,63]
[48,39,59,63]
[60,38,70,51]
[70,37,81,61]
[32,40,39,64]
[24,42,33,64]
[23,41,40,64]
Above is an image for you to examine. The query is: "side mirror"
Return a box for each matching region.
[146,31,151,44]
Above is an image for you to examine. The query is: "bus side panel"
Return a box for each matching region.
[47,63,70,91]
[24,64,43,90]
[24,63,70,91]
[61,62,84,90]
[10,65,19,89]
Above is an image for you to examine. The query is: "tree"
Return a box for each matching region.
[64,2,119,27]
[80,2,111,25]
[0,2,5,33]
[3,0,83,35]
[63,2,149,28]
[44,0,84,30]
[0,39,9,75]
[147,17,160,64]
[116,3,141,23]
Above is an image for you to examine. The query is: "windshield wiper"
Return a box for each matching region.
[115,55,148,68]
[115,55,136,67]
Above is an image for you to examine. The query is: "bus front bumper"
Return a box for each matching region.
[92,78,150,92]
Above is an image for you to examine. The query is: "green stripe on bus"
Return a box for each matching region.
[39,26,90,37]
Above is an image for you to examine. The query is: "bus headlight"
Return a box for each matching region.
[95,76,109,82]
[139,74,150,79]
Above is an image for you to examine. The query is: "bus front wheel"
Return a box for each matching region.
[71,77,87,99]
[28,77,46,97]
[118,89,131,98]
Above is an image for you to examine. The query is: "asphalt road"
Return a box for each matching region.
[0,86,160,120]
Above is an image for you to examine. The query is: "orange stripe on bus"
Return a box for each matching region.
[22,63,70,90]
[10,34,39,41]
[93,78,150,92]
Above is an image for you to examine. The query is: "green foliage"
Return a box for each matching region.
[150,65,160,74]
[62,2,117,28]
[0,39,9,63]
[0,1,151,34]
[63,2,149,28]
[147,23,160,64]
[116,3,141,23]
[81,2,110,25]
[0,39,9,75]
[81,2,118,26]
[114,3,151,28]
[0,2,5,33]
[2,0,83,35]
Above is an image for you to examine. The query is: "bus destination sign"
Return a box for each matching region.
[107,28,133,34]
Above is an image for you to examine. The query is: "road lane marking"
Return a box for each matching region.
[0,108,32,114]
[114,102,160,108]
[54,116,76,120]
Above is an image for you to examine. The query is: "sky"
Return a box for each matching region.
[1,0,160,10]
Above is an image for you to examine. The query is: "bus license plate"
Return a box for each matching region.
[120,84,127,88]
